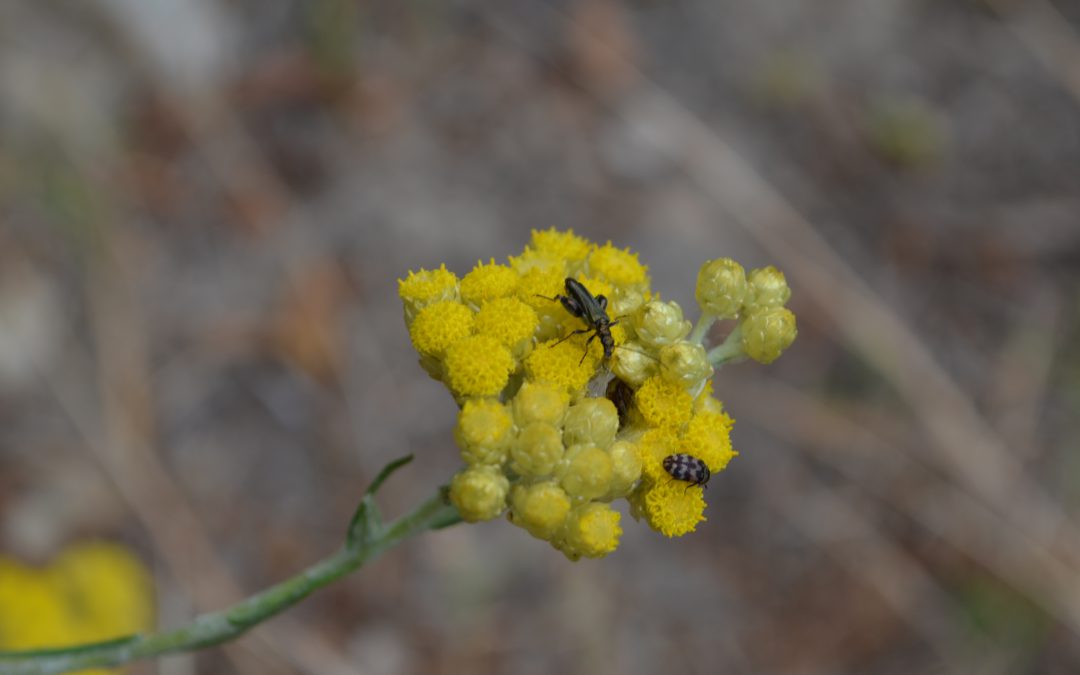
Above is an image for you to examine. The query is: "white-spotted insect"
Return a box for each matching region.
[662,454,711,490]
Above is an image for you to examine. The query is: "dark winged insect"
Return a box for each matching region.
[540,278,618,364]
[662,453,711,491]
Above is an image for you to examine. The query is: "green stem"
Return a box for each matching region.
[687,312,716,345]
[0,489,459,675]
[706,324,746,367]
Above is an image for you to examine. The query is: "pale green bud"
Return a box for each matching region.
[509,481,571,540]
[607,440,643,498]
[745,266,791,311]
[632,301,692,348]
[610,339,659,387]
[659,341,713,390]
[741,307,797,364]
[511,381,569,428]
[695,258,747,318]
[557,443,613,500]
[449,466,509,522]
[511,423,565,477]
[563,398,620,449]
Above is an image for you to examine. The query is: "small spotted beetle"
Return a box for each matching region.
[662,454,711,490]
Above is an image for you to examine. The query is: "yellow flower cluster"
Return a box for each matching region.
[0,542,154,673]
[399,229,796,559]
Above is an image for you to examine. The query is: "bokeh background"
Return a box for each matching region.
[2,0,1080,673]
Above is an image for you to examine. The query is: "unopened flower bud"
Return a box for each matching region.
[557,443,613,500]
[696,258,747,319]
[740,307,797,364]
[557,503,622,560]
[632,301,692,348]
[745,266,791,311]
[563,398,620,449]
[610,340,658,387]
[659,341,713,390]
[511,381,569,428]
[511,423,565,477]
[607,440,643,497]
[510,481,572,540]
[455,399,514,466]
[449,466,510,522]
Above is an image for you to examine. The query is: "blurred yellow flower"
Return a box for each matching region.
[0,541,154,675]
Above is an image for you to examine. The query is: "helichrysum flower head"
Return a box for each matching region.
[461,259,519,307]
[399,265,459,323]
[400,230,796,558]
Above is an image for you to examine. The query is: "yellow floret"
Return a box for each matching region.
[524,336,600,397]
[408,301,475,357]
[509,481,572,540]
[636,427,681,482]
[455,398,515,466]
[637,480,707,537]
[511,422,565,477]
[607,439,643,497]
[563,398,620,449]
[399,265,460,322]
[449,466,510,522]
[557,443,613,500]
[460,259,520,307]
[509,249,567,276]
[511,381,570,427]
[693,381,724,414]
[587,242,649,289]
[634,375,694,430]
[474,296,539,355]
[558,503,623,559]
[679,409,737,473]
[444,335,515,398]
[517,266,570,341]
[529,228,592,266]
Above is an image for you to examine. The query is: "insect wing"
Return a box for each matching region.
[564,278,606,324]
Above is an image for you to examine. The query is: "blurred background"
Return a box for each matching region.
[2,0,1080,673]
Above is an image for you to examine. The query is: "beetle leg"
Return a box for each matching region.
[551,328,590,348]
[579,332,598,365]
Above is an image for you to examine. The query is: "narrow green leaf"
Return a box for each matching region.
[367,454,415,496]
[345,455,413,548]
[428,509,463,530]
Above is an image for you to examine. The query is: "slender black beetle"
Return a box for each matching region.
[541,278,619,364]
[662,454,711,490]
